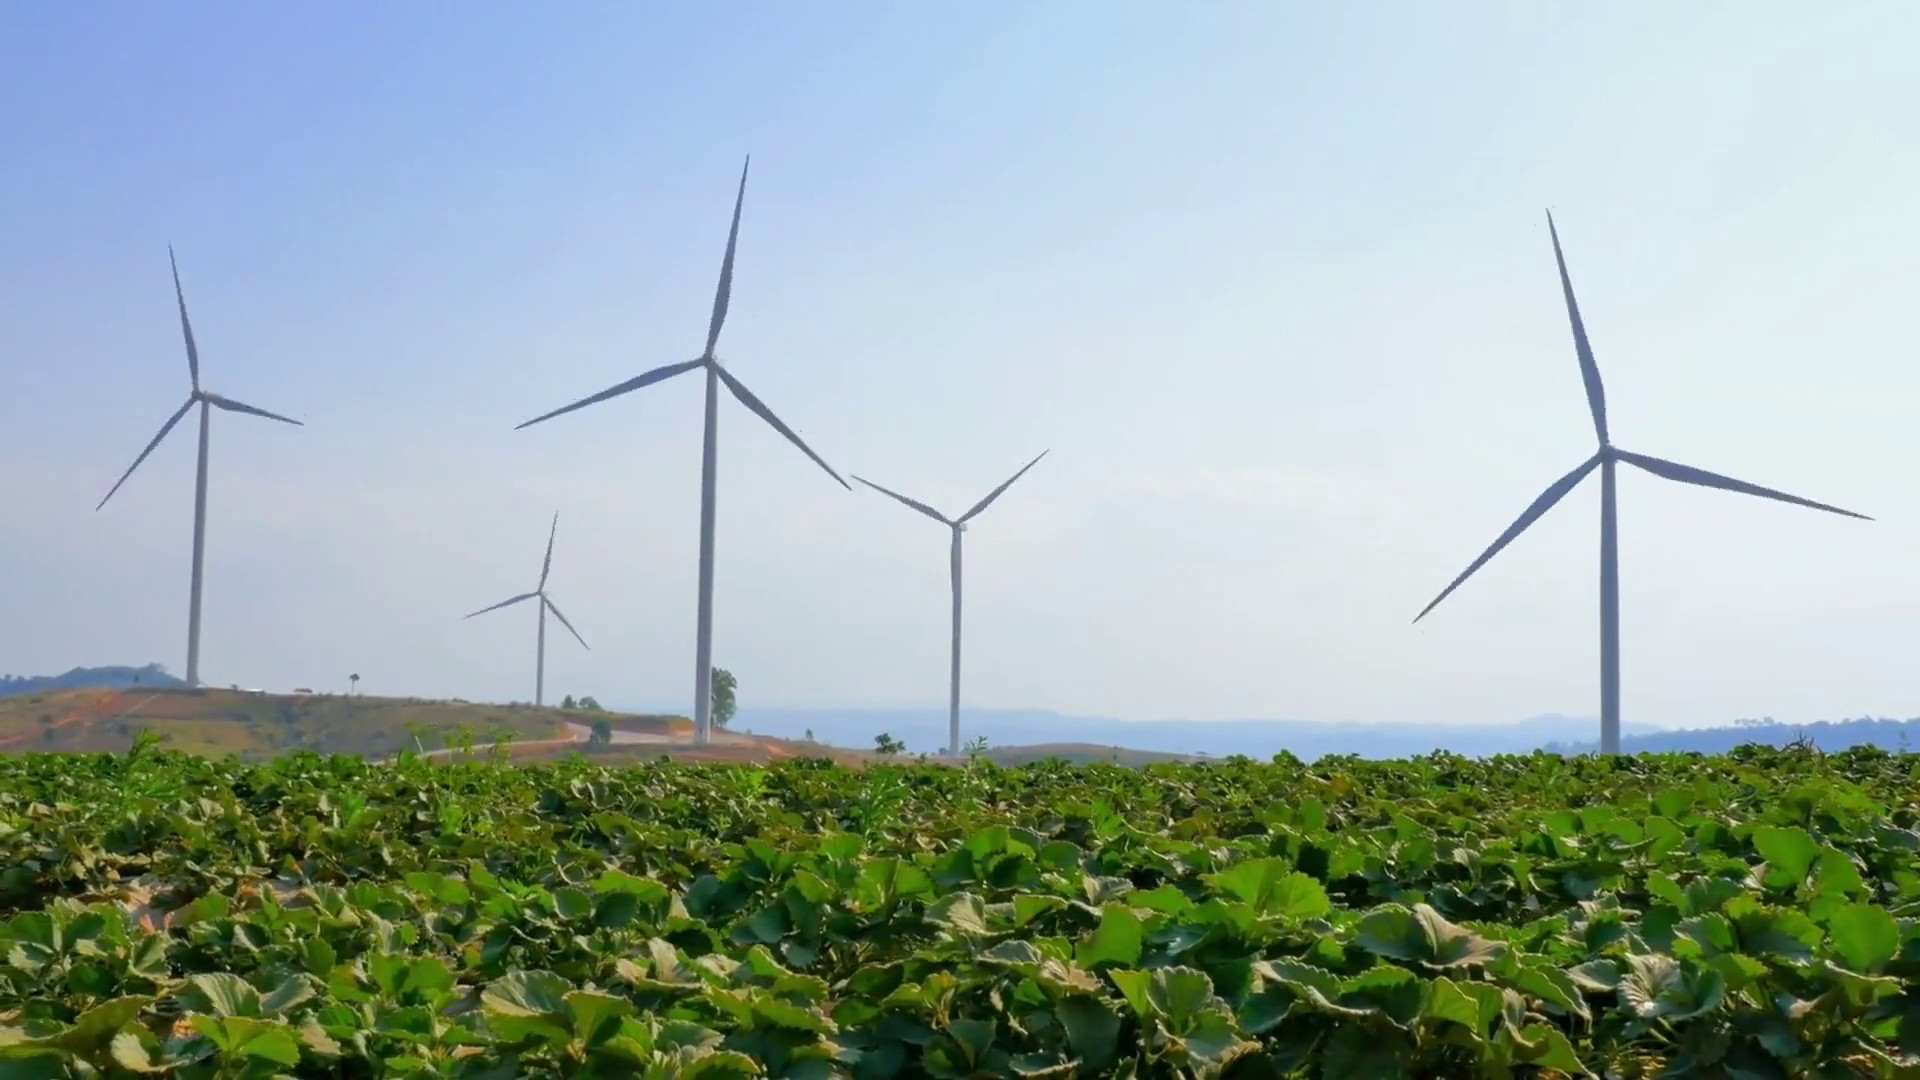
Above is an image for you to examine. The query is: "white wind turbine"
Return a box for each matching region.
[96,248,304,687]
[854,452,1048,755]
[516,157,848,743]
[464,512,589,707]
[1415,212,1870,755]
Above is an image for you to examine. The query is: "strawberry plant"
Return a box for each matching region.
[1,745,1918,1077]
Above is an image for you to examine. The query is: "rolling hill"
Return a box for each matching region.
[0,687,621,760]
[0,664,188,696]
[0,686,885,765]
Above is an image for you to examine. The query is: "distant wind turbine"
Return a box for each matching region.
[854,452,1048,756]
[516,157,848,743]
[1414,212,1869,755]
[464,512,589,707]
[96,248,304,688]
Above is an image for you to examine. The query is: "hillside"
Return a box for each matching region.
[0,687,604,760]
[0,663,188,696]
[0,686,887,765]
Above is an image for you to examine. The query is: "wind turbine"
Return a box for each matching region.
[515,157,848,743]
[96,248,304,687]
[1414,212,1869,755]
[464,512,589,707]
[854,452,1048,756]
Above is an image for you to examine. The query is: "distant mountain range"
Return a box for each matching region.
[720,707,1661,760]
[0,664,188,696]
[1547,717,1920,756]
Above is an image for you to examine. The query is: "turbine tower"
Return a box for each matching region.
[1415,212,1869,755]
[854,452,1047,755]
[464,512,589,706]
[96,248,304,687]
[516,157,848,743]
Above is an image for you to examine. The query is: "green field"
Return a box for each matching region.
[1,745,1917,1077]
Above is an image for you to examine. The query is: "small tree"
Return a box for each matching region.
[589,719,612,747]
[710,668,737,728]
[561,694,577,710]
[349,673,360,696]
[874,733,904,756]
[578,696,602,711]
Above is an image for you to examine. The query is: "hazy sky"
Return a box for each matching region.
[4,3,1917,728]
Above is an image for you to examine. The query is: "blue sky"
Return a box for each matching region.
[3,3,1917,728]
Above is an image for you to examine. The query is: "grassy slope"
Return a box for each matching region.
[0,688,877,764]
[0,688,639,761]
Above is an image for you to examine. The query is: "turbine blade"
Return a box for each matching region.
[538,511,558,589]
[1616,450,1871,521]
[706,155,750,357]
[515,359,702,430]
[464,592,536,619]
[543,595,590,650]
[1547,211,1609,446]
[97,397,196,510]
[715,366,850,489]
[853,476,950,524]
[169,246,199,391]
[1414,454,1602,623]
[202,392,303,426]
[959,450,1049,523]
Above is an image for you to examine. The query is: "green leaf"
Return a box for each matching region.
[259,974,315,1017]
[60,995,150,1050]
[191,1016,302,1066]
[1515,1022,1585,1074]
[302,936,336,976]
[945,1017,997,1067]
[482,970,574,1045]
[1339,965,1423,1027]
[554,886,595,921]
[1617,953,1724,1021]
[1322,1023,1414,1080]
[1210,858,1331,918]
[1254,958,1370,1020]
[1504,962,1589,1022]
[564,990,632,1045]
[926,892,990,937]
[109,1029,166,1073]
[1012,893,1067,926]
[1354,904,1505,969]
[1751,825,1819,883]
[1566,959,1620,993]
[1828,903,1899,972]
[1055,997,1121,1072]
[185,972,261,1018]
[1422,977,1489,1037]
[1076,903,1143,968]
[595,869,670,902]
[679,1050,762,1080]
[0,1055,75,1080]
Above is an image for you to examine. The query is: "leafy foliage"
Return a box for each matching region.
[2,744,1919,1077]
[712,669,738,729]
